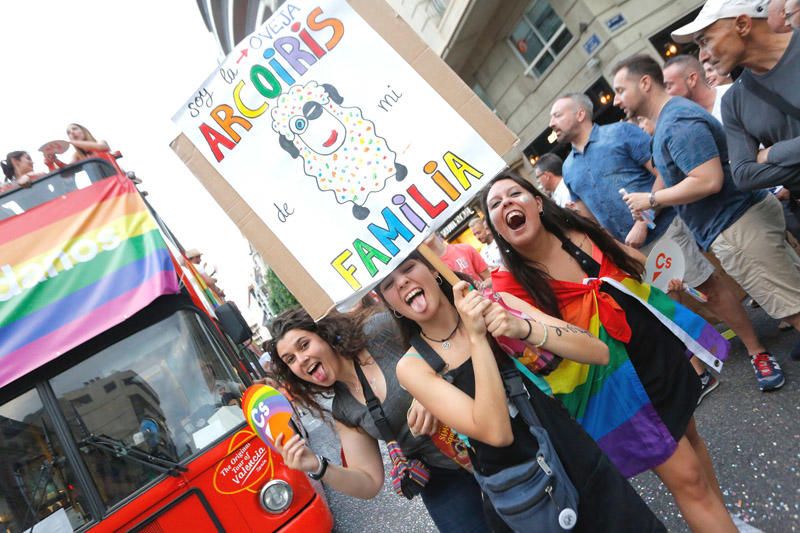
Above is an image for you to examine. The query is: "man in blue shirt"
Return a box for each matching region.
[614,54,800,391]
[550,93,779,398]
[551,93,672,249]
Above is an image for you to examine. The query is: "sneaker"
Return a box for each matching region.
[697,370,720,405]
[750,352,785,391]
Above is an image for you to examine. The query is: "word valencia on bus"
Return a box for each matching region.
[196,5,345,162]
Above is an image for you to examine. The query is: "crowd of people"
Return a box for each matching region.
[254,0,800,531]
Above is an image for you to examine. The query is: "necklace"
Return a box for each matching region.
[421,315,462,349]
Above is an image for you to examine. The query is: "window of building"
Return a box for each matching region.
[509,0,573,77]
[472,82,494,110]
[432,0,450,16]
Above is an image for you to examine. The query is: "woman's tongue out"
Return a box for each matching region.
[408,290,428,314]
[310,362,328,383]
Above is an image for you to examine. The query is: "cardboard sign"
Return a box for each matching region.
[243,384,295,452]
[644,237,685,291]
[171,0,517,318]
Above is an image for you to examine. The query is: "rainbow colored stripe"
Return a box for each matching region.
[0,177,179,388]
[494,268,729,478]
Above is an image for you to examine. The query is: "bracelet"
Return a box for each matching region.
[308,455,329,480]
[534,322,549,348]
[520,319,533,341]
[649,191,658,208]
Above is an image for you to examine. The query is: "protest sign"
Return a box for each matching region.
[172,0,516,318]
[644,237,685,292]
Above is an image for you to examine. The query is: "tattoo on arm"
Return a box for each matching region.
[551,323,593,338]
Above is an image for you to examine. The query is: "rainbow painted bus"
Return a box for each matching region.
[0,153,333,532]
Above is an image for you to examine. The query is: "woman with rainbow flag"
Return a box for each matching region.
[482,172,735,532]
[377,251,663,531]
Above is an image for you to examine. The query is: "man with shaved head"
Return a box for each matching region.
[663,54,730,123]
[549,92,671,250]
[672,0,800,194]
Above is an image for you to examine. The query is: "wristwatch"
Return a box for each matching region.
[649,191,658,208]
[308,455,329,480]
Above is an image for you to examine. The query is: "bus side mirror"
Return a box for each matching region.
[216,301,253,344]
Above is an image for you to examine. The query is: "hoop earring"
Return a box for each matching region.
[392,309,403,319]
[435,273,443,285]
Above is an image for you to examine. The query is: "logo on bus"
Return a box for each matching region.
[213,428,275,495]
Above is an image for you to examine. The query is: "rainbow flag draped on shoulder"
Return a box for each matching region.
[492,245,729,477]
[0,177,180,388]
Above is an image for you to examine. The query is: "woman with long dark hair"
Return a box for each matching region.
[267,308,491,532]
[480,172,735,532]
[376,252,664,532]
[1,150,43,187]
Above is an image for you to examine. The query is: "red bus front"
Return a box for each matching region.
[0,160,333,532]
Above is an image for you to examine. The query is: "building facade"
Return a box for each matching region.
[388,0,703,163]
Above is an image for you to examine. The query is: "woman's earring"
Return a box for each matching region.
[392,308,403,318]
[434,273,443,285]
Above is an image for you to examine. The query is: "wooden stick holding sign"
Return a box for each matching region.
[417,243,461,287]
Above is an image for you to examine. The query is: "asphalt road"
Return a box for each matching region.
[304,306,799,532]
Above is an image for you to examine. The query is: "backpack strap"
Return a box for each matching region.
[497,357,543,429]
[409,334,448,375]
[740,70,800,121]
[354,363,396,443]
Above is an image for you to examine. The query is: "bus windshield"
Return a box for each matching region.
[0,310,247,531]
[0,159,117,221]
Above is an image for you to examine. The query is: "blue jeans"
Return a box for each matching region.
[420,465,490,533]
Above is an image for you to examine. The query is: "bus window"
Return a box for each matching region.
[0,389,92,532]
[49,310,246,509]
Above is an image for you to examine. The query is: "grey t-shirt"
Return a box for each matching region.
[722,30,800,193]
[331,323,455,470]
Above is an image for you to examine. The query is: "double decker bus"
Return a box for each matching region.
[0,154,333,532]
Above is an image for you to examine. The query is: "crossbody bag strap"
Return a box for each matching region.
[740,71,800,121]
[409,334,448,374]
[354,363,396,443]
[497,357,544,430]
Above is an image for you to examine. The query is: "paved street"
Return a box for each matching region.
[305,306,799,532]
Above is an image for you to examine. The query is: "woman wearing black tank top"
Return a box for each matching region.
[376,251,664,532]
[267,307,491,532]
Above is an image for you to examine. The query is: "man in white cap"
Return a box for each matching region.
[671,0,800,196]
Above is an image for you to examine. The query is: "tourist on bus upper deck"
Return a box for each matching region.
[1,150,45,188]
[45,123,110,169]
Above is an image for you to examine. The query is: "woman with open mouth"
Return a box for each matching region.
[376,252,663,532]
[267,307,492,532]
[481,172,735,532]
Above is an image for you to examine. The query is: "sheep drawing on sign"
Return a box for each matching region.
[271,81,407,220]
